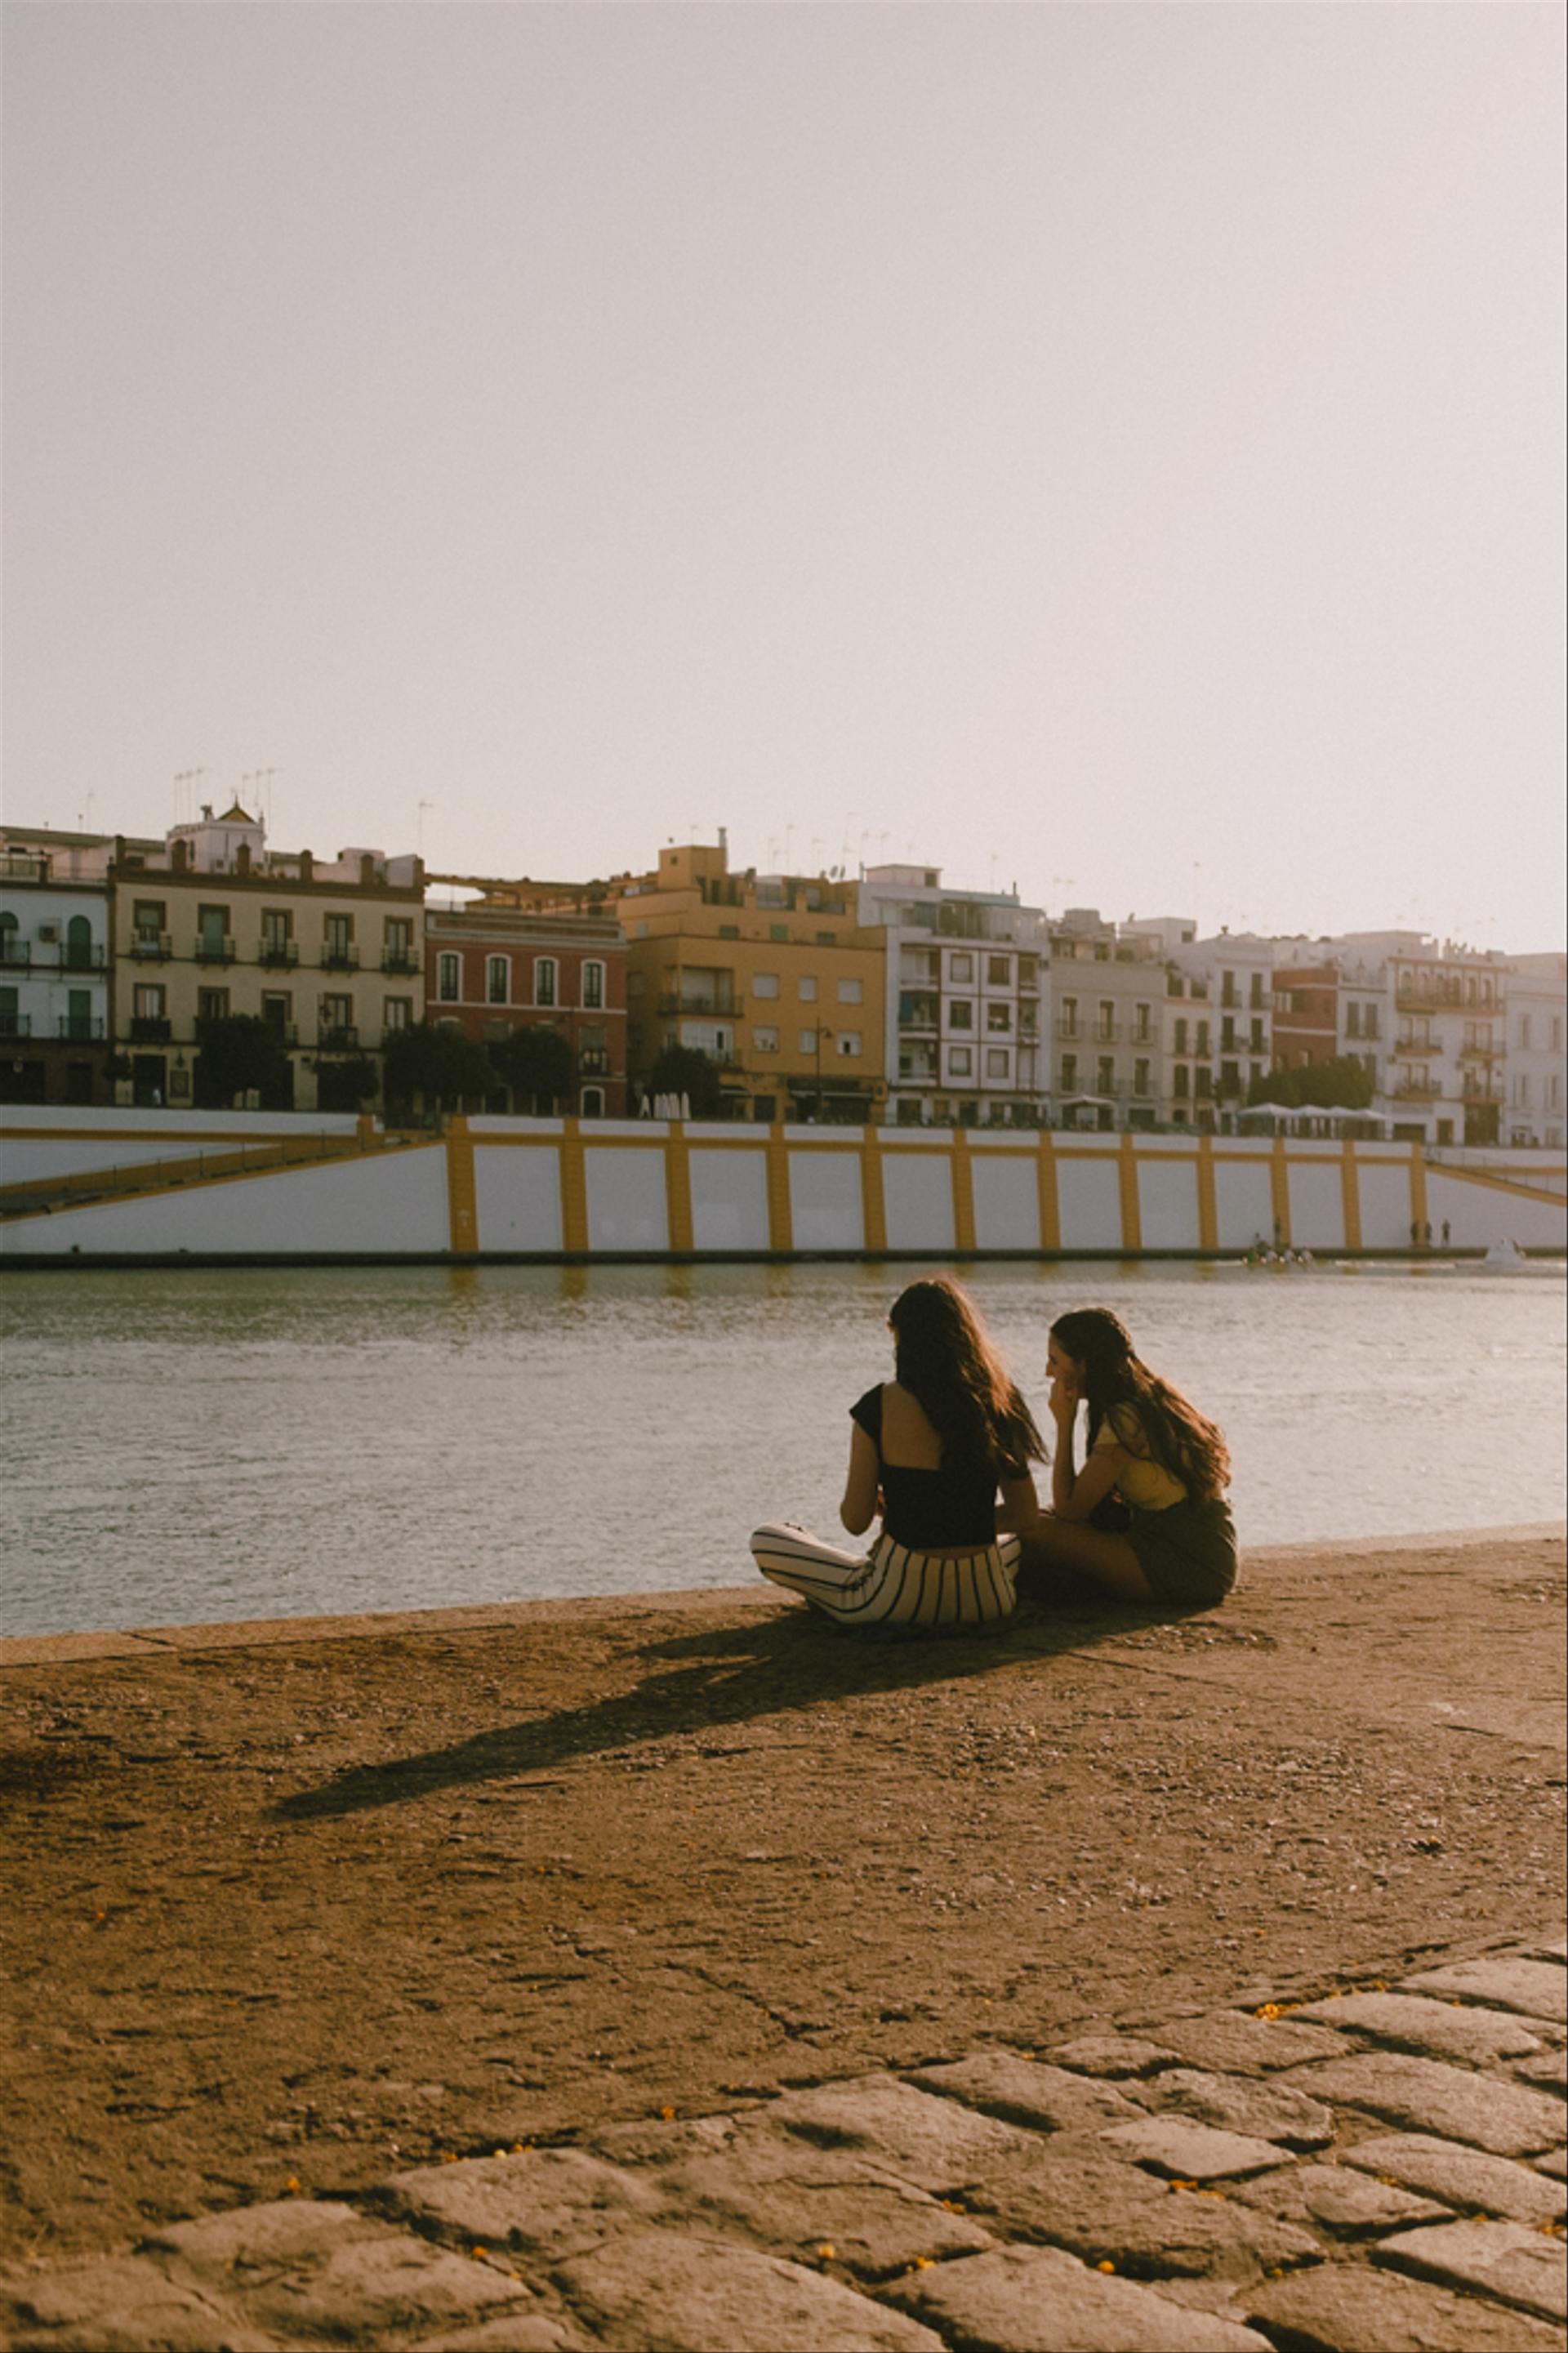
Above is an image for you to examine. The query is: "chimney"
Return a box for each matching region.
[300,849,314,884]
[236,843,252,877]
[359,853,375,887]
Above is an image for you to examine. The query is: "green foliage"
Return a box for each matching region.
[489,1023,576,1111]
[1248,1055,1374,1112]
[384,1020,497,1109]
[315,1053,380,1109]
[649,1041,724,1117]
[194,1015,292,1109]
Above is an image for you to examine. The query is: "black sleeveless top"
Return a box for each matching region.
[850,1384,1000,1549]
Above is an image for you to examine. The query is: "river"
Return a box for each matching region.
[2,1259,1563,1636]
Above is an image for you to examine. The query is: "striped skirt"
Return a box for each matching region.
[751,1522,1020,1630]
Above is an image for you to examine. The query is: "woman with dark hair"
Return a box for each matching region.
[1019,1305,1236,1607]
[751,1276,1044,1629]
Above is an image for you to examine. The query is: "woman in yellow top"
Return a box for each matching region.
[1018,1304,1237,1607]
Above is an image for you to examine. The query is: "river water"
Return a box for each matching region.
[2,1259,1563,1638]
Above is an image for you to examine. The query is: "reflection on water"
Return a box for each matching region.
[2,1259,1563,1636]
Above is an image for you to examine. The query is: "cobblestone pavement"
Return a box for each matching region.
[2,1935,1562,2352]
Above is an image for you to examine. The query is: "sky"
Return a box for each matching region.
[4,2,1564,950]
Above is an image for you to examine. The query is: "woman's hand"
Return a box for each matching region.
[1047,1371,1079,1424]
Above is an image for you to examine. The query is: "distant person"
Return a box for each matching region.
[1441,1219,1451,1248]
[1018,1306,1237,1608]
[751,1277,1043,1630]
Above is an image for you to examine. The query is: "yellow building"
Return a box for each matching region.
[617,841,887,1122]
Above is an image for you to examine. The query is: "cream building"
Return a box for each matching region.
[106,804,425,1110]
[1048,911,1165,1130]
[856,865,1048,1127]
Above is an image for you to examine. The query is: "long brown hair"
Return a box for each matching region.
[889,1277,1044,1479]
[1049,1305,1231,1500]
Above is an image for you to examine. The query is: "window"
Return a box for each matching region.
[986,1047,1009,1078]
[1552,1017,1563,1052]
[949,1046,973,1077]
[198,988,229,1022]
[718,925,739,940]
[582,960,604,1009]
[987,956,1010,987]
[1061,996,1078,1033]
[753,973,779,998]
[1134,1058,1151,1095]
[799,975,817,1001]
[133,898,165,941]
[487,956,510,1005]
[581,1086,605,1117]
[769,924,789,943]
[836,977,862,1004]
[65,915,94,968]
[753,1025,779,1053]
[320,993,353,1036]
[1060,1054,1077,1090]
[1133,1004,1152,1041]
[1196,1023,1210,1055]
[385,917,413,968]
[798,1028,818,1054]
[1174,1065,1190,1099]
[1250,1019,1265,1051]
[836,1032,862,1057]
[437,952,461,1002]
[384,997,412,1031]
[987,1002,1012,1033]
[323,914,354,963]
[197,904,230,953]
[261,909,292,956]
[534,957,557,1006]
[814,931,835,946]
[1097,1057,1114,1094]
[1347,1003,1361,1038]
[1174,1018,1188,1054]
[951,952,974,983]
[261,993,292,1036]
[949,1000,973,1030]
[1097,1001,1115,1040]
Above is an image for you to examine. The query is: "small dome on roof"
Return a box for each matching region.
[220,801,256,824]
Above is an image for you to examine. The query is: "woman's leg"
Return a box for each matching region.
[1016,1516,1155,1602]
[751,1522,872,1615]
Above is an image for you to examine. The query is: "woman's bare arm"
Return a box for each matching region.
[840,1421,881,1535]
[995,1473,1043,1535]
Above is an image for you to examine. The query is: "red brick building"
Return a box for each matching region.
[423,902,628,1115]
[1272,964,1340,1072]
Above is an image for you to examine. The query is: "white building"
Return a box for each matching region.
[858,865,1048,1126]
[1048,910,1165,1130]
[0,836,114,1105]
[1503,953,1566,1148]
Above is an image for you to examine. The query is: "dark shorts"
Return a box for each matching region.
[1127,1497,1238,1608]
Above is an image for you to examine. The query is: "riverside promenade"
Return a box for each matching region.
[1,1528,1563,2351]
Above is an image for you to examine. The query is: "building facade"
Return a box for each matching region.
[0,841,113,1105]
[612,841,886,1122]
[857,865,1048,1128]
[1502,952,1566,1148]
[1048,911,1165,1130]
[424,901,628,1116]
[106,804,425,1111]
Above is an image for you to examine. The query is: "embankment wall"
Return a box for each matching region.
[2,1108,1565,1261]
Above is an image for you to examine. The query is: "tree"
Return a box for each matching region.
[384,1021,497,1117]
[490,1023,576,1113]
[648,1041,724,1117]
[314,1052,380,1111]
[194,1015,292,1110]
[1249,1056,1374,1112]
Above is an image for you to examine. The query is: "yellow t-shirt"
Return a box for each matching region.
[1092,1402,1187,1512]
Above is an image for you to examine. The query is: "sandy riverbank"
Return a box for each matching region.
[2,1528,1563,2267]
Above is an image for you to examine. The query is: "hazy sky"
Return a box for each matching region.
[5,3,1563,947]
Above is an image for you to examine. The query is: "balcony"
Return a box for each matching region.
[657,992,740,1017]
[194,934,236,965]
[321,944,361,971]
[1092,1023,1122,1044]
[56,1016,106,1041]
[1393,1079,1444,1102]
[130,932,172,960]
[0,854,47,883]
[899,996,939,1032]
[60,947,107,972]
[261,1023,300,1049]
[129,1015,172,1043]
[1459,1040,1501,1061]
[381,948,419,974]
[258,939,300,968]
[315,1023,360,1051]
[579,1049,611,1076]
[0,938,30,968]
[0,1012,32,1037]
[1055,1018,1082,1040]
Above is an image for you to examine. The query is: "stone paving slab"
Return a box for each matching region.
[546,2227,945,2352]
[1339,2129,1568,2223]
[884,2241,1273,2351]
[1375,2216,1568,2324]
[1279,2048,1566,2155]
[0,2254,276,2352]
[1121,2009,1352,2078]
[373,2147,662,2261]
[1292,1989,1548,2067]
[1131,2064,1336,2149]
[1242,2262,1568,2353]
[907,2053,1143,2136]
[1045,2034,1177,2079]
[1097,2115,1289,2181]
[1227,2159,1450,2236]
[1402,1957,1568,2025]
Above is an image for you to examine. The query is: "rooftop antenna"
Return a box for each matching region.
[416,800,434,857]
[839,811,858,868]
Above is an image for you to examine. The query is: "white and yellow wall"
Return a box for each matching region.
[2,1108,1564,1259]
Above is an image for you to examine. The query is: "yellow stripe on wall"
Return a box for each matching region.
[951,1132,976,1252]
[1270,1136,1291,1248]
[765,1124,793,1253]
[445,1118,479,1254]
[1196,1136,1218,1250]
[665,1125,694,1253]
[559,1120,589,1252]
[1409,1148,1428,1244]
[1036,1133,1061,1250]
[861,1132,887,1253]
[1340,1139,1362,1251]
